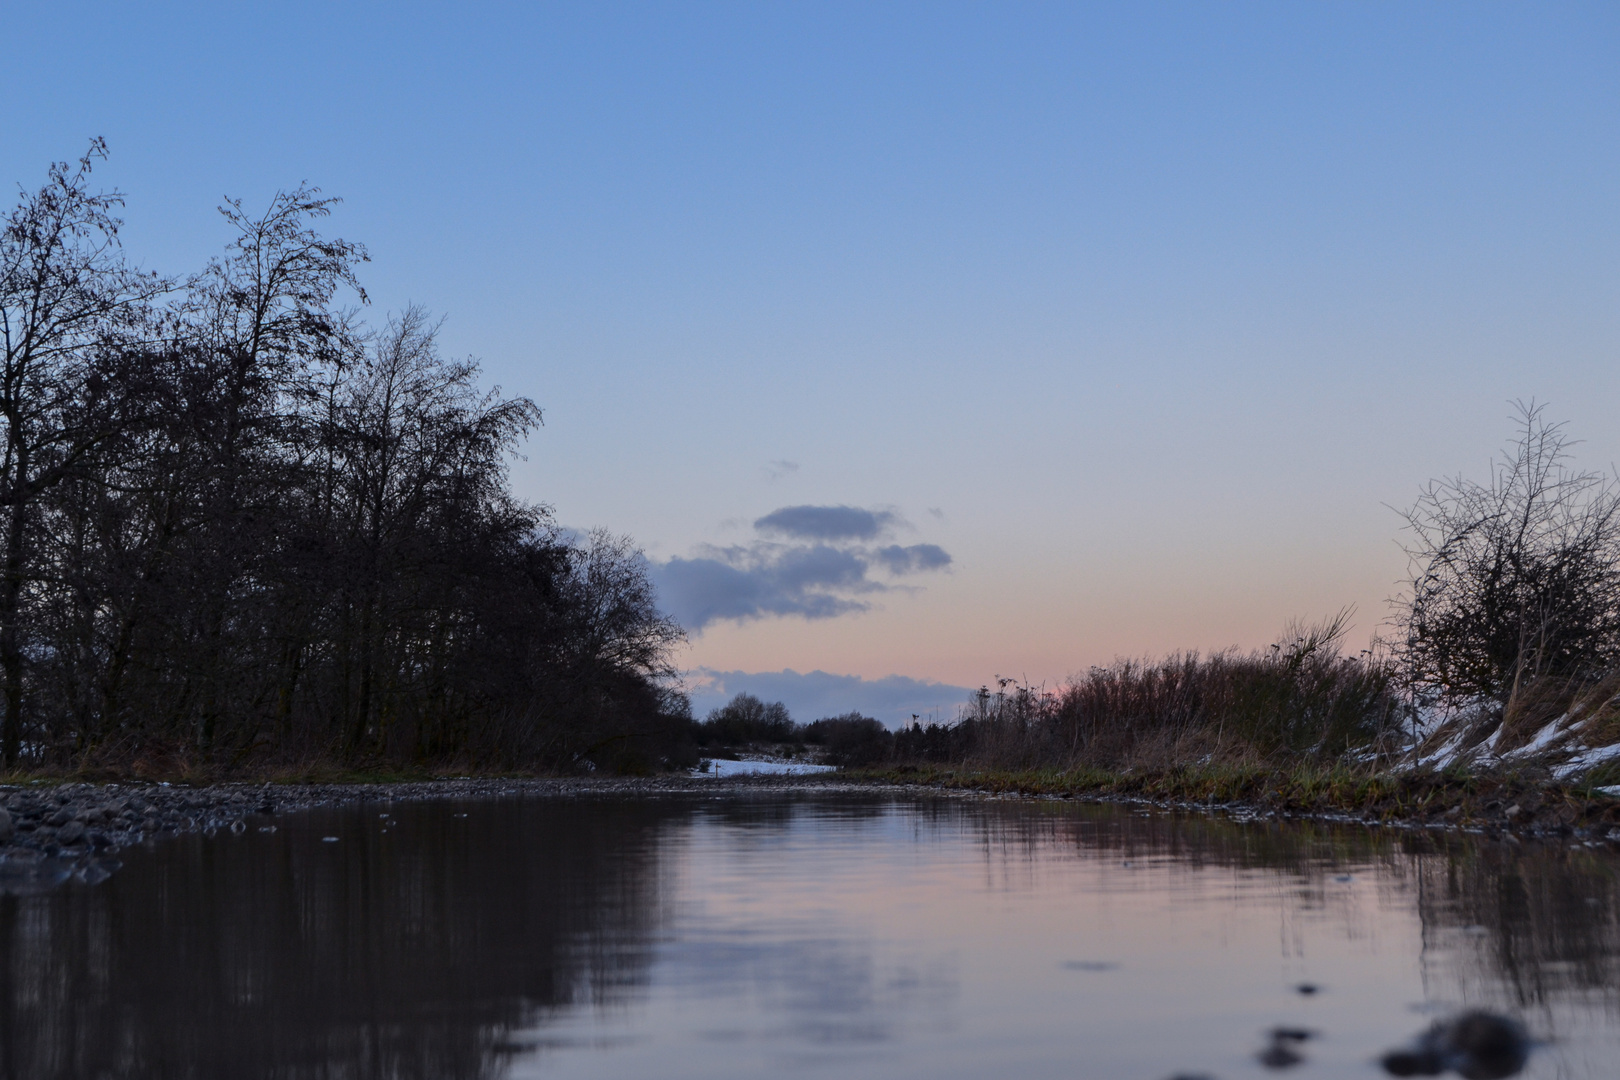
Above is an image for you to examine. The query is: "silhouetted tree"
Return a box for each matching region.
[0,146,692,774]
[1396,403,1620,708]
[698,693,796,746]
[0,141,168,765]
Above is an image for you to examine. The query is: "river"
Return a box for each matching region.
[0,790,1615,1078]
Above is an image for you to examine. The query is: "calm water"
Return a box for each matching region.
[1,793,1617,1079]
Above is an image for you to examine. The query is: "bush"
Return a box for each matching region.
[1395,403,1620,708]
[886,614,1408,772]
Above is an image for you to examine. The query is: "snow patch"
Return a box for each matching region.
[695,759,836,778]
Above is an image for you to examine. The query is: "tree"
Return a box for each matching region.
[0,148,693,774]
[0,141,168,765]
[1395,402,1620,708]
[324,306,543,753]
[700,693,794,745]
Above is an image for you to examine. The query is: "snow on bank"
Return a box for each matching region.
[1409,695,1620,781]
[695,759,836,778]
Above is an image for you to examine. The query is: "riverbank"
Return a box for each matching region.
[848,762,1620,839]
[0,774,884,890]
[7,764,1620,895]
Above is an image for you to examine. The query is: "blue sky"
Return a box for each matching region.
[5,3,1618,724]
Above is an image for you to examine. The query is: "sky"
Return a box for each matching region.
[4,2,1619,725]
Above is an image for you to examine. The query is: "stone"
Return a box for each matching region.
[1381,1010,1528,1078]
[75,864,111,886]
[0,808,11,843]
[1258,1027,1313,1070]
[55,820,85,845]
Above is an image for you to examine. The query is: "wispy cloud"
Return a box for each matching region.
[764,459,800,481]
[651,504,952,631]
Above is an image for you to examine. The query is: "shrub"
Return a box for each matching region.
[1395,402,1620,708]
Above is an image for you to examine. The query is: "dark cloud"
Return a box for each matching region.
[652,544,873,630]
[873,544,952,575]
[652,505,952,631]
[687,668,975,729]
[754,504,896,541]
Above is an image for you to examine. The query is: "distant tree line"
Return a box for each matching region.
[0,144,689,774]
[694,693,891,766]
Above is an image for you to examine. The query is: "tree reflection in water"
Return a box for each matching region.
[0,798,683,1080]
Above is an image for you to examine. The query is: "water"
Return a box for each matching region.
[1,792,1617,1079]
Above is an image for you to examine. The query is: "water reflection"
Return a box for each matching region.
[0,798,676,1080]
[0,794,1616,1078]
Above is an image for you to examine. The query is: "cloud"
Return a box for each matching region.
[873,544,952,575]
[764,459,799,481]
[653,544,873,629]
[652,504,952,631]
[686,668,975,729]
[754,504,896,541]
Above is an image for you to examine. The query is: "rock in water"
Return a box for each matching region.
[0,807,12,843]
[1381,1010,1529,1078]
[1257,1026,1313,1069]
[76,864,111,886]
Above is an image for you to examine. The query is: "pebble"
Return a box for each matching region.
[1257,1026,1314,1069]
[1380,1010,1530,1078]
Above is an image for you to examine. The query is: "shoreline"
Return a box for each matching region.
[4,765,1617,894]
[0,774,894,891]
[847,763,1620,842]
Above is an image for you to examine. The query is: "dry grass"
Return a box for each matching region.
[851,761,1620,832]
[899,615,1410,774]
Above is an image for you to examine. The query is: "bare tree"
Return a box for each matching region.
[0,149,694,774]
[325,307,543,753]
[0,141,168,765]
[1395,402,1620,708]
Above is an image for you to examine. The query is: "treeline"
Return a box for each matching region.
[1,144,690,775]
[693,693,891,767]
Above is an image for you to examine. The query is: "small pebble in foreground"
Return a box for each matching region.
[1380,1010,1530,1078]
[1257,1026,1313,1069]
